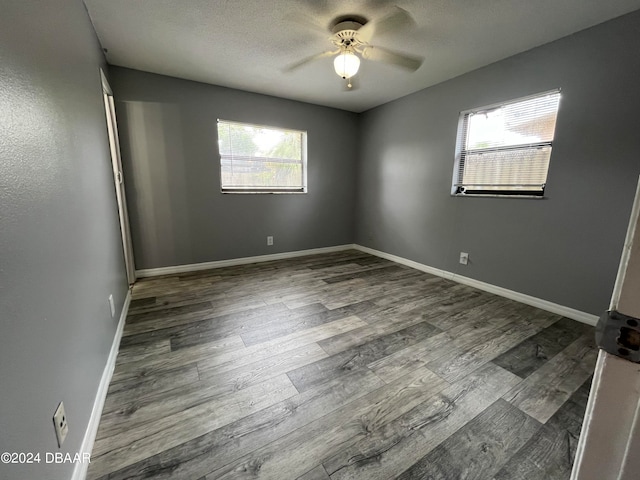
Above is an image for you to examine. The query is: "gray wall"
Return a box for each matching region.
[0,1,129,479]
[110,67,360,270]
[356,10,640,315]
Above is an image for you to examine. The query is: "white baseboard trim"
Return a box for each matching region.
[71,289,131,480]
[354,244,599,326]
[135,244,357,278]
[134,242,597,325]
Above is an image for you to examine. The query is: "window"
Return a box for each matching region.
[217,119,307,193]
[453,89,561,197]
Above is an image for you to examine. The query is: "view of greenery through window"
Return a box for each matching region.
[217,121,305,191]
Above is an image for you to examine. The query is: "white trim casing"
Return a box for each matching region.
[135,245,356,277]
[354,245,598,326]
[571,350,640,480]
[571,175,640,480]
[71,290,131,480]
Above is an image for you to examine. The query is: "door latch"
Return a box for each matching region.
[596,310,640,363]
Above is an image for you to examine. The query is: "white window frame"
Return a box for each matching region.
[217,119,308,194]
[452,89,561,198]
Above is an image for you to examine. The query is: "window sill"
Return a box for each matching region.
[221,190,307,194]
[451,193,546,199]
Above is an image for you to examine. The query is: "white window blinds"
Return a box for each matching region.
[217,120,307,193]
[453,90,561,196]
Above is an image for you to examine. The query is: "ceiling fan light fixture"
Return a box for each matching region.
[333,51,360,79]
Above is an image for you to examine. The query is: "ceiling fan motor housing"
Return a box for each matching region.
[331,20,366,50]
[332,20,363,34]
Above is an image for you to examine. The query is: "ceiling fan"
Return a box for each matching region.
[285,6,423,89]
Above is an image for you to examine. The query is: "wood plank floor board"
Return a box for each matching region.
[320,271,428,310]
[317,309,442,356]
[102,363,200,414]
[454,301,557,342]
[322,363,522,480]
[172,302,330,350]
[121,302,291,340]
[296,465,331,480]
[369,274,443,301]
[254,270,367,299]
[197,342,329,387]
[237,301,376,347]
[109,334,246,385]
[395,399,541,480]
[494,376,592,480]
[257,282,334,307]
[122,308,238,338]
[322,273,431,314]
[321,264,412,284]
[107,316,366,407]
[206,367,449,480]
[128,296,157,311]
[426,294,510,332]
[87,250,596,480]
[255,277,378,307]
[368,331,455,383]
[429,287,495,316]
[88,375,298,478]
[287,321,442,393]
[289,266,422,308]
[297,465,331,480]
[128,288,224,309]
[126,296,280,329]
[92,369,385,480]
[283,285,383,311]
[426,311,559,383]
[306,253,387,270]
[126,302,323,351]
[357,280,466,324]
[125,300,213,324]
[128,289,279,318]
[492,316,594,379]
[98,344,328,440]
[190,316,368,379]
[114,339,171,366]
[502,333,597,423]
[306,256,378,270]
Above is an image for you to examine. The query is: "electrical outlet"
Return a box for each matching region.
[108,294,115,318]
[53,402,68,447]
[459,252,469,265]
[267,236,274,246]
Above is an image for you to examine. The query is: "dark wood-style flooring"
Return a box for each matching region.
[88,250,596,480]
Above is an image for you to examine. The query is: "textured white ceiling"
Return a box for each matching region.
[84,0,640,112]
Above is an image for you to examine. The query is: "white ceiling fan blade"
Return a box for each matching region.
[283,50,339,72]
[361,46,423,71]
[357,6,415,44]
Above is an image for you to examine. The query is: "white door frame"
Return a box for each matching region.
[571,176,640,479]
[101,70,136,285]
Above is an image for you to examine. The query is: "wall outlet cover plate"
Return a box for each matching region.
[108,294,115,317]
[53,401,68,447]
